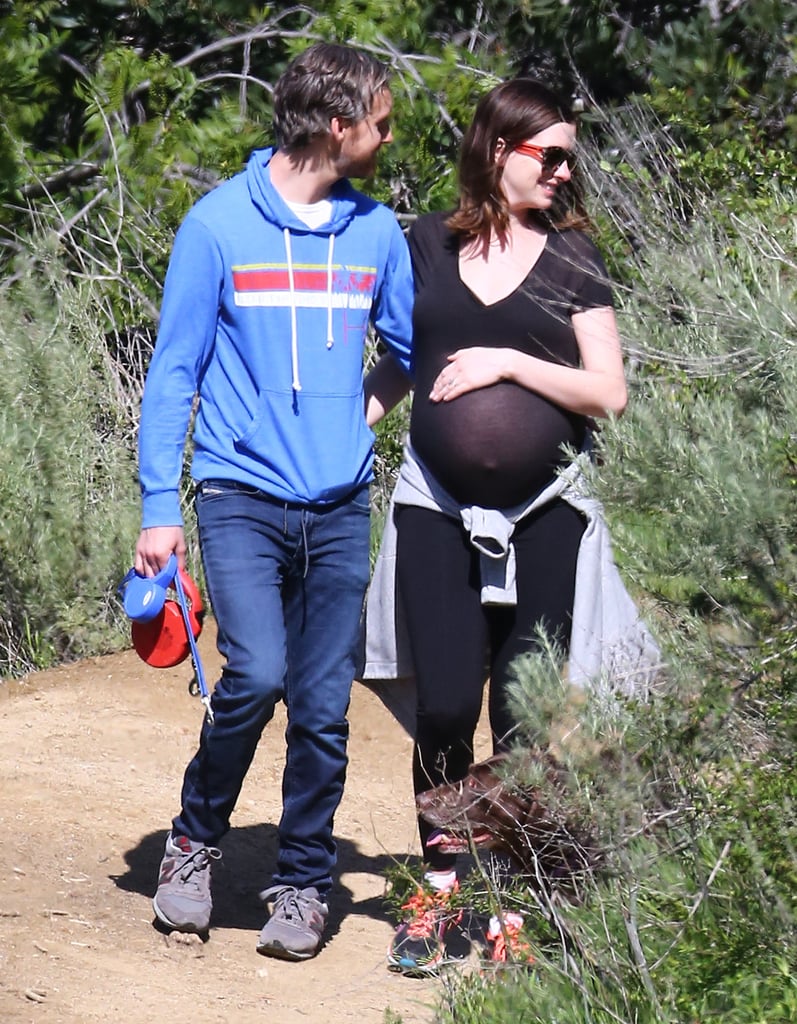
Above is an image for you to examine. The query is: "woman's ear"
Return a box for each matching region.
[494,137,507,163]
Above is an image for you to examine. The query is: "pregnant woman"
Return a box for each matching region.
[378,77,628,975]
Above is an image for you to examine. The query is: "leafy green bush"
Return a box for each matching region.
[0,258,140,674]
[404,626,795,1024]
[581,103,797,630]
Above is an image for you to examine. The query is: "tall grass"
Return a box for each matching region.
[0,258,141,674]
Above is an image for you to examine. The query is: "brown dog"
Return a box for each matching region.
[416,752,601,892]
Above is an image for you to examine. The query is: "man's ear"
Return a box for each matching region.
[330,116,348,143]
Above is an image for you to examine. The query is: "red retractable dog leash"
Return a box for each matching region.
[118,554,214,725]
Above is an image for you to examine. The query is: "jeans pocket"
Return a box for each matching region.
[347,484,371,515]
[196,479,260,504]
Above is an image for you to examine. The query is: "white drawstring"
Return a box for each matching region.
[326,234,335,349]
[283,228,337,390]
[283,228,301,392]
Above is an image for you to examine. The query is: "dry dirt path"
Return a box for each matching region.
[0,625,490,1024]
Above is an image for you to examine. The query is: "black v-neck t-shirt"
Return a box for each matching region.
[407,212,614,508]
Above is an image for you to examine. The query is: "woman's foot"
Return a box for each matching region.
[387,872,460,976]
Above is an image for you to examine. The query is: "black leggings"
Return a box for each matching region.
[395,499,586,870]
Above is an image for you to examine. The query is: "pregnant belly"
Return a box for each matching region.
[410,383,584,508]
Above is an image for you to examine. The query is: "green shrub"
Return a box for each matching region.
[0,259,140,674]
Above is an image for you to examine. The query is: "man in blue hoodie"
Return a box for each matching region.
[134,42,414,961]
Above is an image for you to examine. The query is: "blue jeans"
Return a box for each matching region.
[173,479,371,897]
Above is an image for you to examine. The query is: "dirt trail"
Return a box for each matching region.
[0,624,490,1023]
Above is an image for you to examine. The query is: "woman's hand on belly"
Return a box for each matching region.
[431,322,628,420]
[430,347,513,402]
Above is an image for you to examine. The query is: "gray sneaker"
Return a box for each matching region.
[152,832,222,933]
[257,885,329,961]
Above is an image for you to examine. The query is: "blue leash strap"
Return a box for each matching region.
[173,570,214,726]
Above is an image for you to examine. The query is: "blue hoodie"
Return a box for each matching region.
[139,147,414,527]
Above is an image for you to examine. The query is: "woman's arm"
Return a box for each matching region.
[364,352,413,427]
[429,305,627,419]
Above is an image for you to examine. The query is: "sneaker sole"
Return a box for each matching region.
[257,939,319,962]
[387,962,443,978]
[151,895,209,934]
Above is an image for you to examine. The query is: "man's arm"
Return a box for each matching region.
[136,217,221,574]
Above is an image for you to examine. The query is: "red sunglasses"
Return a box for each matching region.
[513,142,577,174]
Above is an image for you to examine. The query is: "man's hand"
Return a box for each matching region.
[134,526,187,576]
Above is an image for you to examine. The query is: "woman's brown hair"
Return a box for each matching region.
[446,77,591,239]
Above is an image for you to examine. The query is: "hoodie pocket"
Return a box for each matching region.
[235,400,267,454]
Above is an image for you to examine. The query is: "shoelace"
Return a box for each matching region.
[400,885,459,939]
[178,846,221,884]
[486,913,535,964]
[175,843,220,884]
[261,885,317,922]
